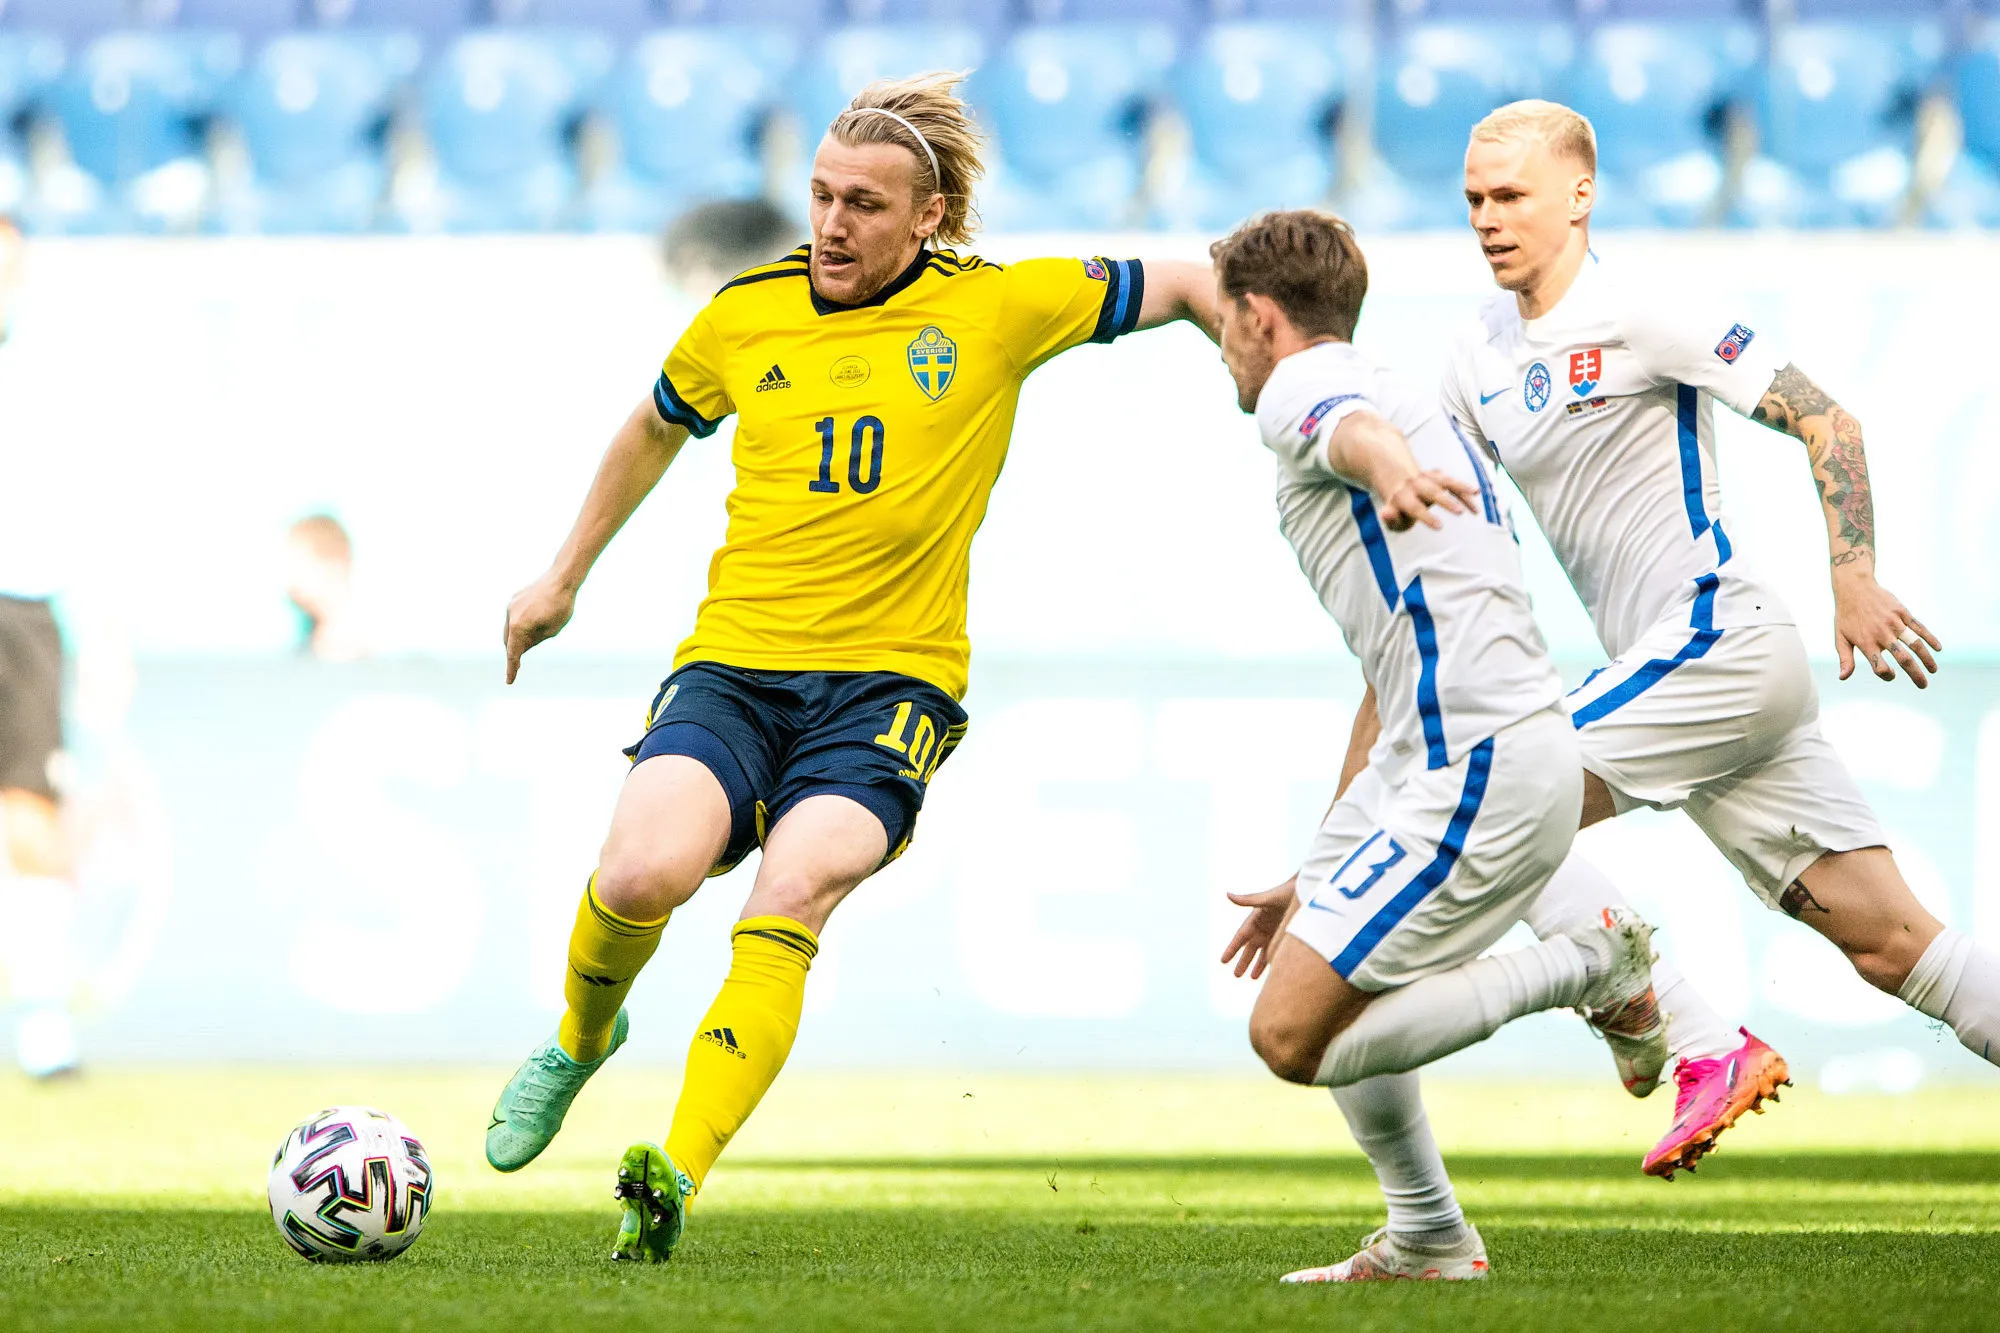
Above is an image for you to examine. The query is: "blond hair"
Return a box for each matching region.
[829,71,986,247]
[1471,99,1597,175]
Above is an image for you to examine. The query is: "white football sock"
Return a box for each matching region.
[2,876,79,1077]
[1331,1072,1466,1245]
[1898,928,2000,1067]
[1524,853,1738,1062]
[1313,938,1590,1088]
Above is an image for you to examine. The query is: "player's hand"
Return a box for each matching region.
[1832,564,1940,688]
[1221,876,1298,980]
[503,573,578,684]
[1377,469,1481,533]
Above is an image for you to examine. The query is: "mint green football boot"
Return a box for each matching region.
[485,1008,630,1172]
[610,1142,692,1262]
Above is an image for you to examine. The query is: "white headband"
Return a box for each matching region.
[846,107,941,188]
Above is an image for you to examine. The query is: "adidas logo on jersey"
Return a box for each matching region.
[755,364,792,392]
[699,1026,747,1059]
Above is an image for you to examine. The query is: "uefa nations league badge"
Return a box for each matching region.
[1523,361,1552,413]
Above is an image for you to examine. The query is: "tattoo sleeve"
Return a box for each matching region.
[1750,362,1875,569]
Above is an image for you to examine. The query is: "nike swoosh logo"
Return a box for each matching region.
[1478,388,1510,405]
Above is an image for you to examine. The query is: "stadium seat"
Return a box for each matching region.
[1159,20,1345,229]
[1383,0,1572,19]
[0,32,62,217]
[486,0,658,34]
[404,30,583,231]
[661,0,828,24]
[212,31,416,232]
[176,0,306,40]
[973,21,1175,230]
[1738,20,1946,228]
[580,28,784,233]
[1574,0,1755,16]
[1355,21,1573,231]
[1,0,144,42]
[1019,0,1198,24]
[839,0,1006,29]
[1932,29,2000,227]
[790,23,984,146]
[31,30,242,233]
[307,0,475,47]
[1564,20,1759,227]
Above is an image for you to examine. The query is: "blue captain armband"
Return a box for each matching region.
[1088,259,1145,344]
[653,372,723,438]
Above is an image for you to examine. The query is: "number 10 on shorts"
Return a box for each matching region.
[875,702,945,781]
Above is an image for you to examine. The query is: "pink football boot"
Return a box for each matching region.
[1643,1028,1791,1179]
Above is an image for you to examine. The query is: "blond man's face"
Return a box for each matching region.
[1462,135,1591,294]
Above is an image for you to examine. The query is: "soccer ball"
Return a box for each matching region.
[267,1105,433,1263]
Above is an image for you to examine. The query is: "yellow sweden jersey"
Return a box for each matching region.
[653,245,1146,699]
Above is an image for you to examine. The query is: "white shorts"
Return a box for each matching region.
[1566,620,1886,909]
[1287,706,1582,991]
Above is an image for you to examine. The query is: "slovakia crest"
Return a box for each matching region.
[1523,361,1552,413]
[1569,348,1602,397]
[907,325,956,401]
[1714,323,1755,364]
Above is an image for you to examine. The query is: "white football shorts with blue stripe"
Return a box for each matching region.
[1288,706,1582,991]
[1565,614,1885,908]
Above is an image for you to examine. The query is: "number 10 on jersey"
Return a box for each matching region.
[809,416,885,495]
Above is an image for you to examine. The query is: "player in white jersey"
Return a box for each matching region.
[1209,210,1666,1282]
[1428,100,2000,1178]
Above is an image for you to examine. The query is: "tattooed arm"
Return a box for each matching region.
[1749,364,1942,687]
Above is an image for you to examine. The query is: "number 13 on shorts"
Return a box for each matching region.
[1307,830,1408,910]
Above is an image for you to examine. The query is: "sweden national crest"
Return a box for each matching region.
[907,325,956,401]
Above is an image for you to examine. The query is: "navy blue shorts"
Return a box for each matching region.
[623,661,970,874]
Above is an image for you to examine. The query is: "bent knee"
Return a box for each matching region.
[1249,1015,1324,1086]
[1847,945,1919,995]
[593,849,702,920]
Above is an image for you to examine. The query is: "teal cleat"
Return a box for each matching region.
[485,1008,629,1172]
[611,1142,692,1262]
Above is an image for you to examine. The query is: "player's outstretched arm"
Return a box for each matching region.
[503,397,689,683]
[1132,259,1221,342]
[1748,364,1942,687]
[1326,410,1480,532]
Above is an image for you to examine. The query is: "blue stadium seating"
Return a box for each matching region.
[177,0,306,39]
[974,21,1175,229]
[0,32,61,218]
[1930,28,2000,227]
[1161,20,1345,228]
[1739,20,1945,227]
[841,0,1007,29]
[212,31,416,232]
[34,31,242,232]
[581,28,786,232]
[1564,20,1758,227]
[790,23,985,144]
[407,30,584,230]
[1577,0,1756,17]
[2,0,144,41]
[1357,21,1572,229]
[1384,0,1571,19]
[487,0,658,33]
[660,0,827,24]
[1020,0,1200,23]
[307,0,475,46]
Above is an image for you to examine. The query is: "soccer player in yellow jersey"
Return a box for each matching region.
[482,72,1225,1262]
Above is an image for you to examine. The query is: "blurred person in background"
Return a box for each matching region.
[0,212,82,1079]
[661,199,805,300]
[284,513,368,663]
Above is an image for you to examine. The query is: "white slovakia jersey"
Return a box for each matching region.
[1257,341,1562,779]
[1440,254,1792,661]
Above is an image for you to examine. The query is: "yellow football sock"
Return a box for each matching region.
[663,915,819,1193]
[557,874,668,1063]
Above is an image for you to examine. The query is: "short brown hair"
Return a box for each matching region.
[1209,210,1369,342]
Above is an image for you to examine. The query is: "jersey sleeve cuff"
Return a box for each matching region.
[1088,259,1145,344]
[653,372,724,438]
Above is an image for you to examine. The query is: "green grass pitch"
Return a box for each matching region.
[4,1068,1998,1331]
